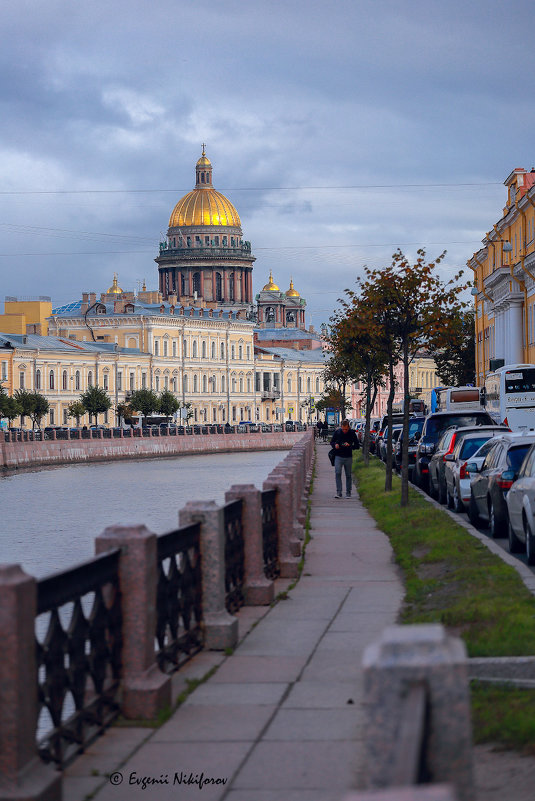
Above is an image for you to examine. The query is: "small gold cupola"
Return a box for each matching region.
[108,273,123,294]
[286,278,300,298]
[262,271,280,291]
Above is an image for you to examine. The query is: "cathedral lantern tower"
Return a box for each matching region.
[156,147,255,308]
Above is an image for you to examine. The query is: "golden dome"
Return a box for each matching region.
[107,274,123,294]
[262,271,280,292]
[286,278,300,297]
[169,147,241,229]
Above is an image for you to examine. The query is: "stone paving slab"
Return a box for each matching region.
[152,704,277,742]
[263,707,361,741]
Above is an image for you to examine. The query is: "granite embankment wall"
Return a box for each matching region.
[1,431,305,471]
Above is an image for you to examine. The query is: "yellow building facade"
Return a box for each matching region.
[469,168,535,384]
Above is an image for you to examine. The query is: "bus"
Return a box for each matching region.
[433,386,482,412]
[482,364,535,430]
[392,398,427,416]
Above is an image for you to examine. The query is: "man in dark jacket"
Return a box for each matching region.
[331,419,359,498]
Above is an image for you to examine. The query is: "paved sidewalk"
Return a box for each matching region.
[64,441,404,801]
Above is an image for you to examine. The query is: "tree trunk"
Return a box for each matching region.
[384,357,395,492]
[401,343,411,507]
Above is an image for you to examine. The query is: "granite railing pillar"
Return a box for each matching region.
[225,484,274,606]
[270,465,303,548]
[179,501,239,650]
[95,525,172,719]
[263,475,300,577]
[49,429,56,441]
[362,624,473,801]
[0,565,61,801]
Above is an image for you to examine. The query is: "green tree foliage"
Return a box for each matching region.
[66,401,86,425]
[14,389,50,429]
[0,386,23,425]
[79,385,112,426]
[428,310,475,388]
[158,389,179,421]
[128,389,160,419]
[117,401,135,425]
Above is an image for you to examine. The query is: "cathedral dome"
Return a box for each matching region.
[286,278,300,297]
[169,147,241,229]
[107,274,123,294]
[262,271,280,291]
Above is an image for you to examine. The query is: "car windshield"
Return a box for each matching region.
[459,436,493,460]
[425,413,493,437]
[507,445,532,472]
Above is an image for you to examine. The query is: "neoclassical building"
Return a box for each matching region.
[2,149,328,427]
[469,167,535,384]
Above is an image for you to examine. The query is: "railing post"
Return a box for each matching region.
[269,464,304,548]
[179,501,238,650]
[262,475,300,577]
[95,525,172,719]
[362,624,473,801]
[225,484,274,605]
[0,565,61,800]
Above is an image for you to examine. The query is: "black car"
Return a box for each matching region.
[394,416,426,476]
[413,410,494,492]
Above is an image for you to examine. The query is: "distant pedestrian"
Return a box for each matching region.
[331,419,359,498]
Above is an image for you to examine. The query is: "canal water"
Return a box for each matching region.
[0,450,288,579]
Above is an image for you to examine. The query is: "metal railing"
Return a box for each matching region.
[223,499,245,613]
[156,523,203,673]
[2,422,307,442]
[36,550,122,769]
[261,488,279,579]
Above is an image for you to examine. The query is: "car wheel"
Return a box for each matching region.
[508,519,523,554]
[438,478,447,505]
[489,502,504,538]
[453,482,464,514]
[525,519,535,566]
[468,493,481,527]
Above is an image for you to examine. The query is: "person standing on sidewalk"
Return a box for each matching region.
[331,419,359,498]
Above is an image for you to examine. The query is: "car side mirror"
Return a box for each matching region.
[466,462,479,473]
[444,453,455,461]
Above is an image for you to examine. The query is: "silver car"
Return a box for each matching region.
[444,432,505,513]
[505,442,535,564]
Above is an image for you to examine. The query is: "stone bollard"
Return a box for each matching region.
[362,624,473,801]
[225,484,274,606]
[270,465,303,548]
[263,475,300,577]
[0,565,61,801]
[179,501,238,650]
[95,526,172,719]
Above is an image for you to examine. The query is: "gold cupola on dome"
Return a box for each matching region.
[168,146,241,228]
[262,271,280,291]
[286,278,300,297]
[107,273,123,294]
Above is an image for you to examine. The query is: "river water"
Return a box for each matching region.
[0,450,288,579]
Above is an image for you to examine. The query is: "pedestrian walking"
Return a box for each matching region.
[330,418,359,498]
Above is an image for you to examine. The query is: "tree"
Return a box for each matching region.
[67,401,86,426]
[79,385,112,426]
[358,250,468,505]
[117,401,135,426]
[14,389,50,429]
[158,390,179,422]
[0,386,22,427]
[128,389,160,421]
[428,310,475,387]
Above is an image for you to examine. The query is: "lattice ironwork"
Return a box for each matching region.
[156,523,203,672]
[261,488,280,579]
[36,549,122,769]
[223,499,245,613]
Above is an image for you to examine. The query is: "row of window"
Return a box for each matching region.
[153,339,251,360]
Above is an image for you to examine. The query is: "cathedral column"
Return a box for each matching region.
[200,270,205,299]
[188,269,193,297]
[224,270,229,302]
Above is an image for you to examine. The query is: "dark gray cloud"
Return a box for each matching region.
[1,0,535,327]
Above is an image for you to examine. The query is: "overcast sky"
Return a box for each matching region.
[2,0,535,330]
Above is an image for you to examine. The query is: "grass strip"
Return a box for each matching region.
[354,452,535,751]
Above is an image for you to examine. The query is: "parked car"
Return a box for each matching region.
[414,410,495,492]
[429,425,509,505]
[377,425,402,462]
[394,416,426,477]
[467,433,535,537]
[444,431,507,513]
[368,418,382,454]
[505,442,535,563]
